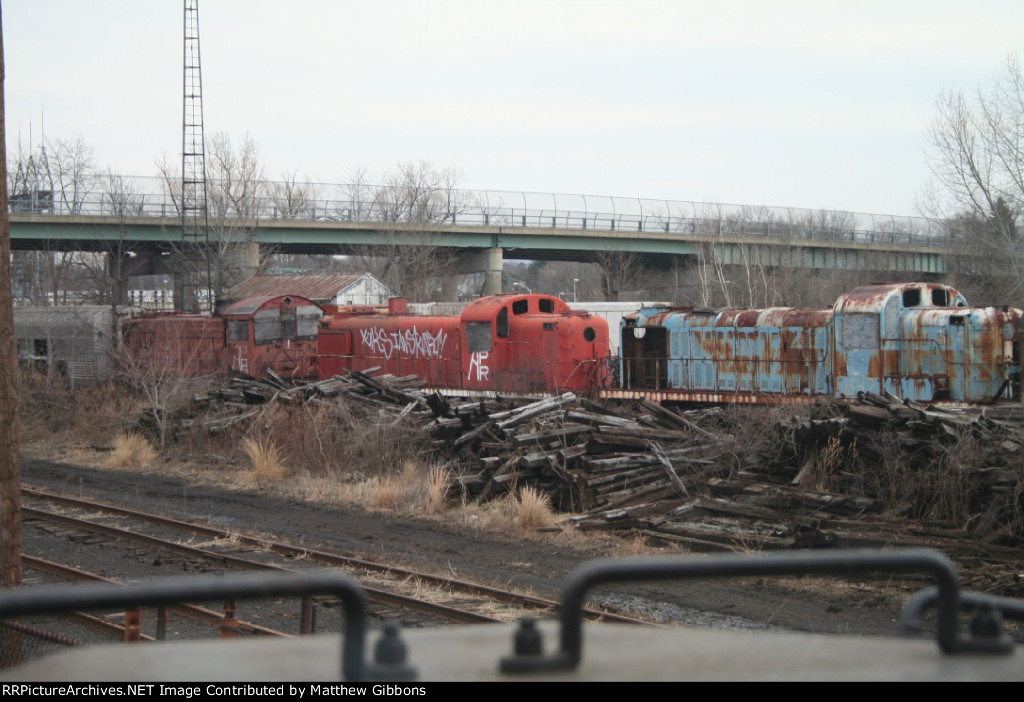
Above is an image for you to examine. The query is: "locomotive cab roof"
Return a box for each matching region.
[834,283,969,314]
[219,295,324,318]
[460,294,573,323]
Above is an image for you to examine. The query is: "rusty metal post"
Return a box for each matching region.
[156,606,168,640]
[299,596,312,635]
[0,3,23,591]
[219,599,237,639]
[124,608,142,643]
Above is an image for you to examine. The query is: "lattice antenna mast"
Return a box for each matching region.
[181,0,212,312]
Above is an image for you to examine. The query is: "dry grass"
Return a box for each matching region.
[515,485,555,532]
[369,475,403,511]
[242,436,288,483]
[103,433,157,469]
[426,465,451,515]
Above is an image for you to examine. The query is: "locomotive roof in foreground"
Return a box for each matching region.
[219,295,323,317]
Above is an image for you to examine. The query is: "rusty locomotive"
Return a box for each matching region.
[608,282,1022,404]
[123,282,1022,405]
[125,294,325,380]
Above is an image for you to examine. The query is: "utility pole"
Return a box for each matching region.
[0,2,24,587]
[179,0,212,312]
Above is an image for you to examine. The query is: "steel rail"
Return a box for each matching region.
[22,554,289,638]
[23,500,500,626]
[23,486,651,626]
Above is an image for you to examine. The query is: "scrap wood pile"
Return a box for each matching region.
[143,372,1024,594]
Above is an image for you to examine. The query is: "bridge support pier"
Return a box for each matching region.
[456,247,504,296]
[166,242,260,312]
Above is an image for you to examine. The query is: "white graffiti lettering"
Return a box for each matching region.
[233,345,249,375]
[359,326,449,360]
[467,351,490,382]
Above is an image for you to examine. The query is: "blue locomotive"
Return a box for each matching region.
[607,282,1022,404]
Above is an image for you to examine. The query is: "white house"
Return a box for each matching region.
[222,273,397,308]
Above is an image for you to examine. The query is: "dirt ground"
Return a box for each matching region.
[19,447,916,639]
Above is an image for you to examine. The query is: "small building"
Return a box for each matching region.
[13,306,121,382]
[222,273,396,309]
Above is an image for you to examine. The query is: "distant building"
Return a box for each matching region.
[221,273,397,309]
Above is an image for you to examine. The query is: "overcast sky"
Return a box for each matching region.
[6,1,1024,217]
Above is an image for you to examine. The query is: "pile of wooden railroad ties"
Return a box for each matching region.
[182,369,1024,595]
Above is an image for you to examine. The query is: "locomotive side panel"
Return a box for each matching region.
[124,315,226,377]
[553,312,611,393]
[617,307,830,402]
[319,315,464,388]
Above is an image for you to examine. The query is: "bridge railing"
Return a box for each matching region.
[8,175,956,249]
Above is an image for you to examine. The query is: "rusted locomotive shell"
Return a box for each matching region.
[831,283,1020,402]
[619,305,832,401]
[614,282,1022,405]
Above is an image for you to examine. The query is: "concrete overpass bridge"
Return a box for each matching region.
[9,176,961,295]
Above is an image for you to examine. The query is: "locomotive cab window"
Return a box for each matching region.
[296,307,321,340]
[227,320,248,341]
[497,307,510,338]
[466,322,492,352]
[512,299,529,315]
[583,327,596,342]
[254,309,281,344]
[902,289,921,307]
[538,299,554,313]
[932,288,950,306]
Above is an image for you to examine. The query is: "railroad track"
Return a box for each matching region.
[19,486,652,640]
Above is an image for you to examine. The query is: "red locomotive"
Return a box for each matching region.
[221,295,324,379]
[318,293,611,395]
[124,292,612,396]
[124,295,324,380]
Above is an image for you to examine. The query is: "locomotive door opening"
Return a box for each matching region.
[835,313,882,397]
[622,326,668,390]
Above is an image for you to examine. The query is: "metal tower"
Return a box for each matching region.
[180,0,212,312]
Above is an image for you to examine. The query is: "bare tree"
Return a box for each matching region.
[370,161,466,224]
[345,162,467,301]
[271,170,320,219]
[47,135,98,214]
[593,249,646,301]
[157,132,274,304]
[7,136,101,305]
[71,171,147,345]
[924,54,1024,304]
[115,332,212,451]
[347,235,460,302]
